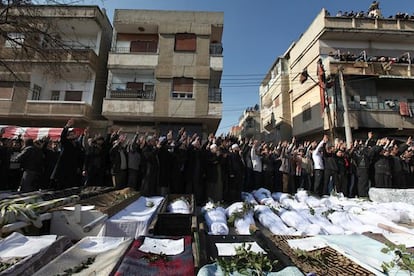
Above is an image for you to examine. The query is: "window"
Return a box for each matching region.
[172,77,193,99]
[366,96,378,109]
[130,40,158,53]
[348,95,359,109]
[302,102,312,122]
[32,84,42,100]
[174,33,196,52]
[0,83,14,100]
[5,33,25,48]
[360,96,379,110]
[116,34,158,53]
[51,90,60,101]
[65,91,82,101]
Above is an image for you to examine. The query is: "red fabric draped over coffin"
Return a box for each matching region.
[114,236,194,276]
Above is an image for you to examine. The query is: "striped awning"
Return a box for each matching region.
[0,125,83,141]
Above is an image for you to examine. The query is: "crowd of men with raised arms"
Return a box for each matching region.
[1,119,413,205]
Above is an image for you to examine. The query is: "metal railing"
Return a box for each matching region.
[210,43,223,56]
[109,88,155,100]
[111,42,158,54]
[208,88,222,102]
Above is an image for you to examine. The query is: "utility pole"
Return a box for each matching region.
[317,59,335,142]
[338,66,353,149]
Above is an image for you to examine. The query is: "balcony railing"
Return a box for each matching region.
[109,88,155,100]
[208,88,222,102]
[210,43,223,56]
[111,42,158,54]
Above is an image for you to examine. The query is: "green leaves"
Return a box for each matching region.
[227,202,255,227]
[309,207,315,216]
[55,256,96,276]
[294,249,329,269]
[381,242,414,274]
[0,258,22,273]
[142,252,170,263]
[215,243,277,275]
[321,208,335,218]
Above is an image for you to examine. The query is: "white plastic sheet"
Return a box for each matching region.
[215,242,266,256]
[139,237,184,255]
[0,232,56,259]
[98,196,164,239]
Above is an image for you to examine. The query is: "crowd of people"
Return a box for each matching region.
[1,119,413,205]
[333,1,414,20]
[328,50,412,65]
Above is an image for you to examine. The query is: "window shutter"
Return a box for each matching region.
[173,78,193,92]
[175,33,196,51]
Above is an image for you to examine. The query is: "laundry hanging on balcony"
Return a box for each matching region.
[399,102,413,117]
[0,125,83,141]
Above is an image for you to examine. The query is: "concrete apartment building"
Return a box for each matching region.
[260,55,292,142]
[102,9,224,137]
[261,9,414,141]
[237,105,261,139]
[0,5,112,128]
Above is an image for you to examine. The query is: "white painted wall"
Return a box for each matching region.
[30,66,95,104]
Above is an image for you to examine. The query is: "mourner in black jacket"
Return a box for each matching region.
[13,138,44,192]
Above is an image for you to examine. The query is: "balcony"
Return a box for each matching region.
[261,107,274,131]
[108,47,158,68]
[109,87,155,100]
[112,40,158,54]
[341,109,414,130]
[210,56,223,71]
[102,98,155,121]
[328,60,413,78]
[208,88,222,102]
[325,16,414,32]
[25,100,93,118]
[208,102,222,117]
[1,48,99,70]
[210,43,223,56]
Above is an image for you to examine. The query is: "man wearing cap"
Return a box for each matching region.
[205,143,223,201]
[227,143,244,202]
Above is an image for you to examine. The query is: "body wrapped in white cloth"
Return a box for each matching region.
[254,205,297,235]
[226,202,255,235]
[297,209,345,235]
[167,198,191,214]
[202,204,229,235]
[253,188,273,204]
[279,209,322,236]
